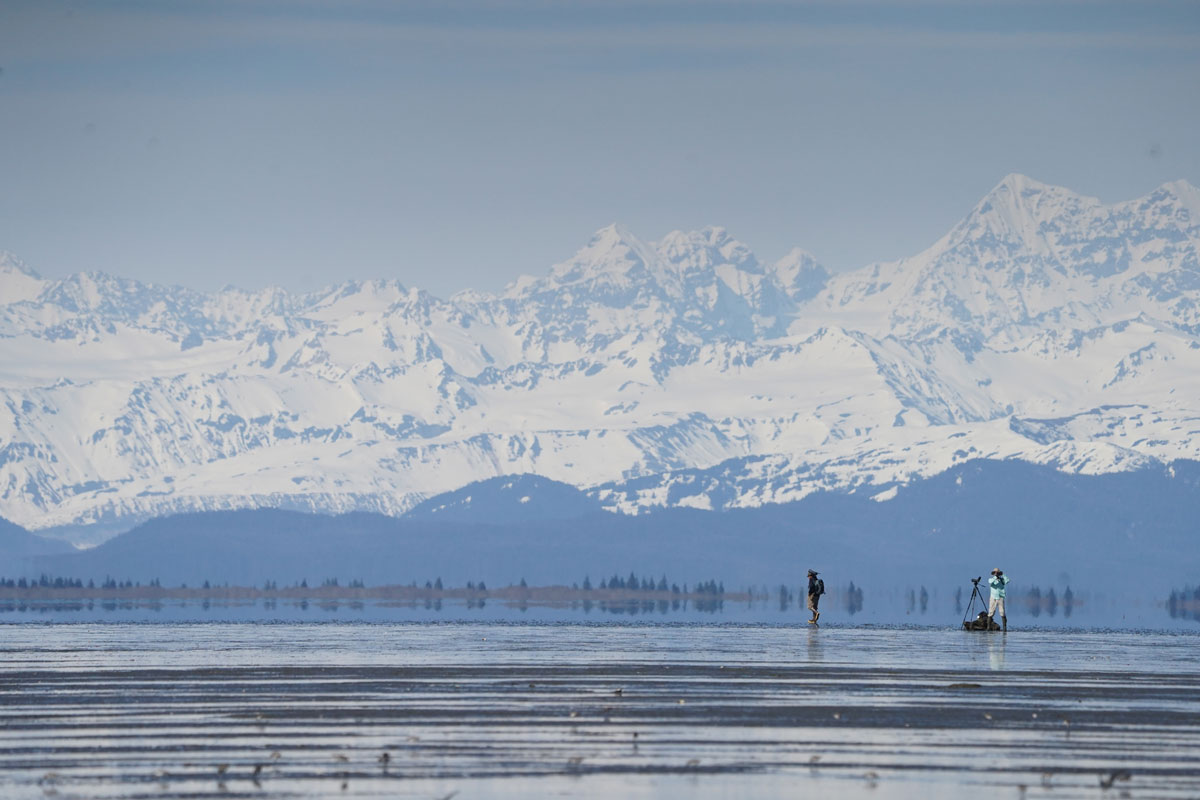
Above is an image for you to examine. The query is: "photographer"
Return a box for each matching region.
[988,568,1010,632]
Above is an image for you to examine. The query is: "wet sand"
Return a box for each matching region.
[1,624,1198,798]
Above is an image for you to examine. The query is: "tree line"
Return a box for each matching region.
[0,575,163,590]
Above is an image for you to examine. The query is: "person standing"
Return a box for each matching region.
[988,568,1009,632]
[806,569,825,624]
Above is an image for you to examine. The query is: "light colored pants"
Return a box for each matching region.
[988,597,1006,617]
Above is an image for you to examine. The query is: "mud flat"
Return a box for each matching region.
[1,624,1198,798]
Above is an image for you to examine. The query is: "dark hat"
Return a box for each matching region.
[807,569,818,576]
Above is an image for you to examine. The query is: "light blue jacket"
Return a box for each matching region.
[989,574,1009,599]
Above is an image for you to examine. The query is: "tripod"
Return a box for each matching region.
[961,577,987,628]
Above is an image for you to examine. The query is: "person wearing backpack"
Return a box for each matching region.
[806,569,825,624]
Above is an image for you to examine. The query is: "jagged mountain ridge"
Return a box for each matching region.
[2,175,1199,542]
[812,176,1200,343]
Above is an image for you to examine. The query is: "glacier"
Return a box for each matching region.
[2,175,1199,544]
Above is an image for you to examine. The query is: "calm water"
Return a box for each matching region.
[0,588,1183,629]
[1,623,1198,798]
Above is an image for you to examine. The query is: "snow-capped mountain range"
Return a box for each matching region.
[2,174,1199,543]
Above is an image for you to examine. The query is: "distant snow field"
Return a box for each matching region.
[1,175,1199,543]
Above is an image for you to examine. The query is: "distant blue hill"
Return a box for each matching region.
[0,516,76,572]
[28,459,1200,592]
[404,474,605,524]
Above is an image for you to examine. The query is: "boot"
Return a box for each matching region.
[1002,615,1007,632]
[814,611,820,623]
[987,615,995,630]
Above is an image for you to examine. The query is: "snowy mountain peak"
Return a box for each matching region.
[507,224,773,316]
[770,248,829,303]
[990,172,1058,196]
[579,222,651,262]
[1155,178,1200,199]
[305,278,411,317]
[0,252,48,305]
[656,226,761,276]
[774,246,819,268]
[526,223,654,292]
[0,251,39,279]
[1147,179,1200,223]
[592,221,639,246]
[956,174,1098,252]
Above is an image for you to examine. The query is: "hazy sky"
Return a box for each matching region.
[2,1,1198,298]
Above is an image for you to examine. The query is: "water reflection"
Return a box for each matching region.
[1167,585,1200,623]
[0,595,733,620]
[987,633,1006,670]
[806,626,824,662]
[0,586,1172,629]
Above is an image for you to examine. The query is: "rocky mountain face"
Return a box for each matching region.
[2,176,1199,543]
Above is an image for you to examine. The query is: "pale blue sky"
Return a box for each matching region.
[1,1,1198,297]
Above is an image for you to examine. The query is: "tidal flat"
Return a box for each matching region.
[1,623,1198,799]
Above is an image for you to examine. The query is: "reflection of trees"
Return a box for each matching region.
[1167,586,1200,623]
[1013,585,1076,617]
[0,572,746,617]
[1028,587,1042,618]
[844,582,864,615]
[902,586,930,615]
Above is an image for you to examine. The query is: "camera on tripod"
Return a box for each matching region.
[962,576,999,631]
